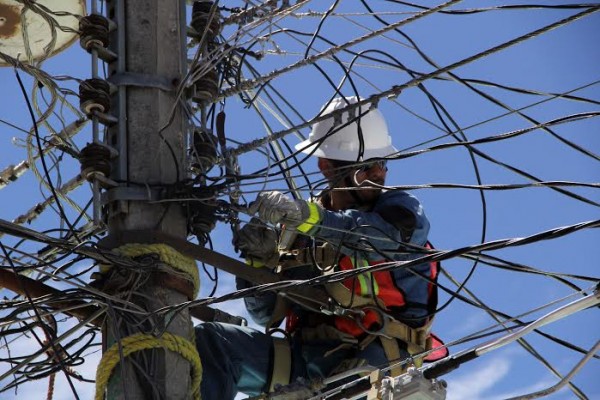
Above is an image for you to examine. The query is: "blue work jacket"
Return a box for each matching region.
[238,189,433,329]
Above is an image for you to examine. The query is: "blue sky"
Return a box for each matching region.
[0,1,599,399]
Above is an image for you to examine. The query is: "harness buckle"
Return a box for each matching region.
[354,306,393,339]
[319,302,362,318]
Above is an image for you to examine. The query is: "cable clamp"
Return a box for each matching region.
[101,186,164,204]
[107,72,176,91]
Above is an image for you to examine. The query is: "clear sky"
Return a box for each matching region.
[0,1,598,399]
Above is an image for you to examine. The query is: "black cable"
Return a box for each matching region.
[203,234,219,297]
[389,18,600,162]
[0,240,81,399]
[392,15,600,206]
[0,117,31,134]
[241,58,314,194]
[385,1,599,14]
[243,15,600,207]
[14,69,81,243]
[303,0,341,59]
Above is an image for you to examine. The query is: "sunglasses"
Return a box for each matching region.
[357,160,388,172]
[334,160,388,173]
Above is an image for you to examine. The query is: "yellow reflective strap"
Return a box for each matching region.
[357,257,370,295]
[372,276,379,296]
[359,272,379,296]
[357,274,369,295]
[296,202,322,233]
[350,256,376,297]
[245,258,265,268]
[350,256,379,297]
[359,257,369,268]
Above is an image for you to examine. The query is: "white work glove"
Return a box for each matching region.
[248,191,323,233]
[233,217,279,267]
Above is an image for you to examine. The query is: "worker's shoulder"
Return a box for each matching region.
[377,189,423,208]
[375,190,429,231]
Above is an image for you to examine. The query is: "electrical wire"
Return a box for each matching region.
[1,2,599,398]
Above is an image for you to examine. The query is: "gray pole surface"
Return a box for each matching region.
[103,1,193,398]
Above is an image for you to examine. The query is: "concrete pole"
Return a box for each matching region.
[102,0,192,398]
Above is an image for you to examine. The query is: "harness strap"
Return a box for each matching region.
[380,336,405,377]
[325,280,384,308]
[265,294,289,332]
[290,318,433,380]
[268,337,292,393]
[384,319,430,350]
[379,318,433,376]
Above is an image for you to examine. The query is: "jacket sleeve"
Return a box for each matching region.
[314,190,430,256]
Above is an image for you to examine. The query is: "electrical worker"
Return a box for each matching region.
[195,96,441,400]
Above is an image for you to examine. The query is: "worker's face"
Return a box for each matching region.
[319,158,387,209]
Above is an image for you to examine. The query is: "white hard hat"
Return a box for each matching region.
[295,96,397,161]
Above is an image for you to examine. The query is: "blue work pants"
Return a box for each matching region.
[195,322,401,400]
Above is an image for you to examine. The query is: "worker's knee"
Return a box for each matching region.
[194,322,219,349]
[195,321,221,341]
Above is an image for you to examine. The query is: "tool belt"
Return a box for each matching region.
[293,316,432,377]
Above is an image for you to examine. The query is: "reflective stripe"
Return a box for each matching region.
[357,275,369,295]
[371,276,379,296]
[296,202,322,233]
[245,258,265,268]
[351,256,379,297]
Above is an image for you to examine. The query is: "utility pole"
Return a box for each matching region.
[96,1,195,398]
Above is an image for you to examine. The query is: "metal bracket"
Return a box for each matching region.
[101,186,164,205]
[107,72,176,91]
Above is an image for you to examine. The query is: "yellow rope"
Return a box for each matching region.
[95,332,202,400]
[100,243,199,298]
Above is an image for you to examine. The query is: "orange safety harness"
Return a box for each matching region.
[332,242,439,339]
[273,242,444,378]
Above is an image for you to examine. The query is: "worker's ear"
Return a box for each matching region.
[318,158,336,179]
